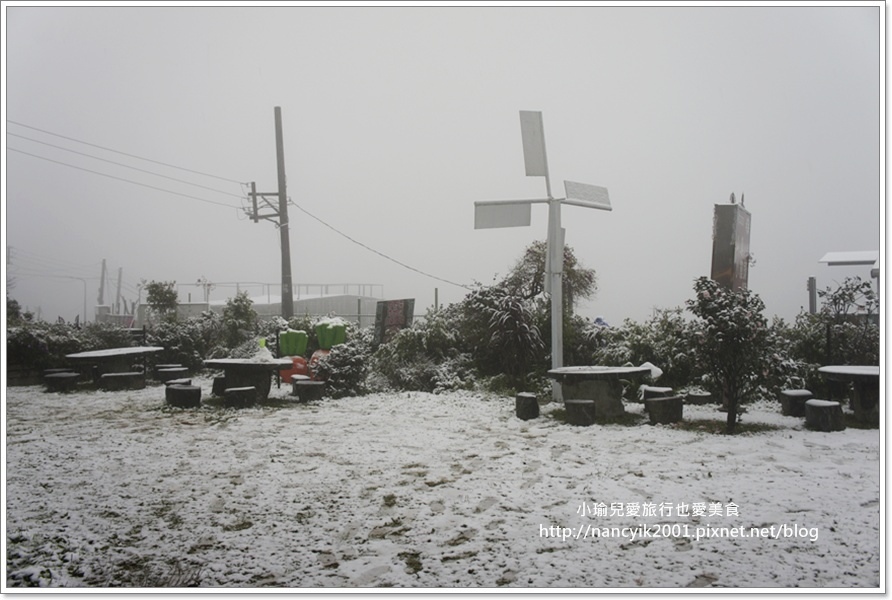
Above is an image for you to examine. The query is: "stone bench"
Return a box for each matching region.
[779,389,813,417]
[165,384,202,408]
[224,386,257,408]
[154,363,183,376]
[515,392,539,420]
[164,378,192,387]
[99,372,146,391]
[44,372,80,393]
[156,367,189,383]
[44,368,77,376]
[644,396,684,425]
[805,399,846,432]
[291,376,325,402]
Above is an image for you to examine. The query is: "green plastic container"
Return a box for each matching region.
[315,320,347,350]
[279,330,308,357]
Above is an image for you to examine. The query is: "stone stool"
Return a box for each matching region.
[644,396,684,425]
[564,399,596,426]
[515,392,539,420]
[805,399,846,432]
[44,372,80,393]
[685,391,713,405]
[165,384,202,408]
[780,389,813,417]
[291,376,325,402]
[224,386,257,408]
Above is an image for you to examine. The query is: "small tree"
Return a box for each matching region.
[7,296,23,325]
[500,240,597,313]
[222,291,258,349]
[818,276,879,365]
[686,277,770,433]
[145,281,179,323]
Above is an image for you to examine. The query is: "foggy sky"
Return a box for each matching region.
[3,3,883,326]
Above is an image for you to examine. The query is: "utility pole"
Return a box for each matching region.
[98,258,107,305]
[247,107,294,319]
[115,267,123,314]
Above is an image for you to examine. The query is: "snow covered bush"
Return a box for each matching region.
[370,307,475,393]
[6,321,136,373]
[146,311,226,369]
[313,326,374,398]
[454,284,545,388]
[589,308,697,390]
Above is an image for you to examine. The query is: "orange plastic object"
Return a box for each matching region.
[279,356,309,382]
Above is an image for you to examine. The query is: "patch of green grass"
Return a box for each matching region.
[222,519,253,532]
[672,419,783,435]
[844,413,880,430]
[399,551,423,574]
[382,494,397,508]
[548,406,782,435]
[548,408,647,427]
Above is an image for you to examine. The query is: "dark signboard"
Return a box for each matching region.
[374,299,415,346]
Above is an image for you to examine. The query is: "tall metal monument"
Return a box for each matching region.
[710,193,751,291]
[474,111,612,401]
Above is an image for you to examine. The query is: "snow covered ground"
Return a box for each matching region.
[4,376,882,590]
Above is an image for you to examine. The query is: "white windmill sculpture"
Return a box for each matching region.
[474,111,612,401]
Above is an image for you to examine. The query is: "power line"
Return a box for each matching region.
[288,199,471,291]
[8,132,245,199]
[8,147,243,210]
[7,119,245,184]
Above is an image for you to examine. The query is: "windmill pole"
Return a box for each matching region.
[539,120,565,386]
[474,111,613,402]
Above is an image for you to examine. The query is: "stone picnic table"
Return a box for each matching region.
[66,346,164,375]
[203,358,295,401]
[65,346,165,390]
[817,365,880,423]
[547,365,653,421]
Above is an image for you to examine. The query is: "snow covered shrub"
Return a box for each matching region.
[6,321,136,373]
[758,317,812,399]
[590,308,697,390]
[455,284,545,387]
[7,322,78,372]
[371,307,474,393]
[313,326,374,398]
[147,311,225,369]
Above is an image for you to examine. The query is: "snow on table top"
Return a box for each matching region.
[66,346,164,359]
[818,365,880,379]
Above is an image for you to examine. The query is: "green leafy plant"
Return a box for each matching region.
[686,277,771,434]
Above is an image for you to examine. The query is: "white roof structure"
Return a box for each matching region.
[819,251,879,267]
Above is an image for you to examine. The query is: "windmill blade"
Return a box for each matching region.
[474,200,533,229]
[520,111,548,177]
[564,181,612,211]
